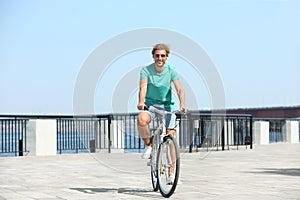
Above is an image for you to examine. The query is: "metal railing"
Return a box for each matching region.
[1,112,254,156]
[0,118,28,156]
[56,115,112,154]
[112,114,141,152]
[0,114,112,156]
[269,119,285,143]
[186,113,253,152]
[78,112,253,153]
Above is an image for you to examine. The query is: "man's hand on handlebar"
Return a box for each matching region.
[180,106,188,114]
[137,103,146,110]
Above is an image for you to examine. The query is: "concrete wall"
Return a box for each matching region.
[254,121,269,145]
[26,119,57,156]
[110,120,125,153]
[284,121,299,143]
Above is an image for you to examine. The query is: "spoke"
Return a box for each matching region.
[157,137,179,197]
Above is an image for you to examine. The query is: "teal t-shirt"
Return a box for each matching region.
[140,63,179,108]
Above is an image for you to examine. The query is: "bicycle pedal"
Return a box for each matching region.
[163,135,171,143]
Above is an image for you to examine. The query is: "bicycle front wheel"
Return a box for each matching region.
[157,135,180,198]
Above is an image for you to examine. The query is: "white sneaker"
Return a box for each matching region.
[167,174,175,185]
[141,146,152,159]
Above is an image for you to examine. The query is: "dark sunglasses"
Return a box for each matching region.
[155,54,166,58]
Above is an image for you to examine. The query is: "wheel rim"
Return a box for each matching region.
[157,137,180,197]
[150,135,158,191]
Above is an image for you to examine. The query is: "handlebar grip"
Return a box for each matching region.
[143,104,149,111]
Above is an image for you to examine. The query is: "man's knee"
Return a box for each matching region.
[137,112,151,127]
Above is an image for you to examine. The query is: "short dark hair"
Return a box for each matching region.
[152,43,170,56]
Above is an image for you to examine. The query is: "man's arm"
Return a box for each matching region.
[137,79,147,110]
[173,79,187,112]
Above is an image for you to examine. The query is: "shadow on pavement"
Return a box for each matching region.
[70,187,162,198]
[250,168,300,177]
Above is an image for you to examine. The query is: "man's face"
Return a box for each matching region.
[153,50,168,67]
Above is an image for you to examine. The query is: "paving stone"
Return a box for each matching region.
[0,144,299,199]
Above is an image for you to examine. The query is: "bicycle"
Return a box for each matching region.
[144,105,184,198]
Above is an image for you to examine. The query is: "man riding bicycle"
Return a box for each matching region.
[137,43,187,161]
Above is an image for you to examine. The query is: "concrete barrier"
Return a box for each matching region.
[254,121,269,145]
[26,119,57,156]
[284,120,299,143]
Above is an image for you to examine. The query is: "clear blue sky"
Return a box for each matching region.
[1,0,299,114]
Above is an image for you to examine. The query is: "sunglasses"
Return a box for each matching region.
[155,54,166,58]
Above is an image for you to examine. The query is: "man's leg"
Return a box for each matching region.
[165,112,178,183]
[137,111,151,146]
[137,112,152,159]
[166,129,176,176]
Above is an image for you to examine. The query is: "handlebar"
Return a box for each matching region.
[144,105,186,116]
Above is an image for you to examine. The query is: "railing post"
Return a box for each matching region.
[90,139,96,153]
[189,113,193,153]
[108,115,112,153]
[250,117,253,149]
[221,117,225,151]
[18,139,23,156]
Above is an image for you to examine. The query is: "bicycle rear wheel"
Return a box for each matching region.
[150,133,159,191]
[157,135,180,198]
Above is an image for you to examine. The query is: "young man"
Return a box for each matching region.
[137,43,187,159]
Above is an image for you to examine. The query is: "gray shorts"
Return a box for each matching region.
[144,107,176,129]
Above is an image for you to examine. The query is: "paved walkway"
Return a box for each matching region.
[0,144,300,200]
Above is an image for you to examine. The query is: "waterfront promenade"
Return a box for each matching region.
[0,143,300,200]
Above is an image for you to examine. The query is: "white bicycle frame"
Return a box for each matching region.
[147,105,178,142]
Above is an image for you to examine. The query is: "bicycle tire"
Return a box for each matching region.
[150,133,159,191]
[157,135,180,198]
